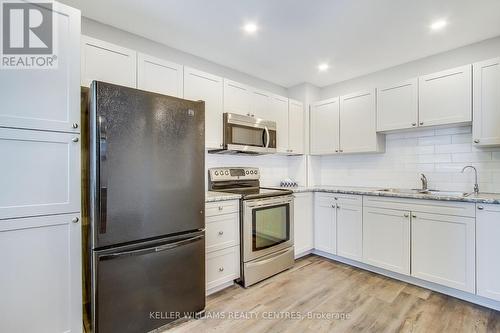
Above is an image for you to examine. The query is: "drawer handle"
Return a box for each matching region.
[218,206,223,211]
[219,267,224,272]
[218,231,224,236]
[412,214,417,218]
[404,213,409,218]
[478,206,484,210]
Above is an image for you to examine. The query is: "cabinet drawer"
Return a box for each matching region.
[363,196,475,217]
[206,213,239,253]
[205,200,239,217]
[315,192,362,207]
[206,246,240,290]
[0,129,80,219]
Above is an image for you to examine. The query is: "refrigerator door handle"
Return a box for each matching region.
[99,234,205,261]
[99,115,108,234]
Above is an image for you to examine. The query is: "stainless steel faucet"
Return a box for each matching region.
[461,166,479,194]
[420,173,428,191]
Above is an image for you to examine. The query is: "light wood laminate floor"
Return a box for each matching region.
[162,255,500,333]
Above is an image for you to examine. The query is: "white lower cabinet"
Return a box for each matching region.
[0,214,81,333]
[362,207,410,275]
[476,204,500,301]
[205,200,240,294]
[336,201,363,261]
[293,193,313,257]
[411,212,475,293]
[314,194,337,254]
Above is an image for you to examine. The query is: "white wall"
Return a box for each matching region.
[320,36,500,98]
[319,125,500,193]
[81,18,287,96]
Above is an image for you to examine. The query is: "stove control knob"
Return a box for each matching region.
[214,171,218,176]
[225,171,229,175]
[246,170,249,175]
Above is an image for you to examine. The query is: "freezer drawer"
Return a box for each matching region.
[92,232,205,333]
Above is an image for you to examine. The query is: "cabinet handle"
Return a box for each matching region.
[218,206,223,211]
[72,137,79,143]
[478,206,484,210]
[411,123,416,127]
[72,217,79,223]
[219,267,225,272]
[337,205,340,209]
[72,123,78,129]
[412,214,417,218]
[474,139,480,144]
[331,204,335,208]
[404,213,409,218]
[335,149,339,153]
[419,122,424,126]
[339,149,344,153]
[218,231,224,236]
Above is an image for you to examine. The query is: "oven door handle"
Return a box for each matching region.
[264,126,270,148]
[246,247,293,267]
[245,198,293,209]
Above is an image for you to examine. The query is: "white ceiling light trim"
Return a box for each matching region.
[430,19,448,31]
[243,22,259,34]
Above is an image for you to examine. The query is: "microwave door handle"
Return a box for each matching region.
[264,126,270,148]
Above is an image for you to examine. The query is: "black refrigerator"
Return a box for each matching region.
[87,81,205,333]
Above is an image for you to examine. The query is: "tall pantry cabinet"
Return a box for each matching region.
[0,3,82,333]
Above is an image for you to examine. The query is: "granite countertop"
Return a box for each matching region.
[205,191,241,203]
[268,186,500,205]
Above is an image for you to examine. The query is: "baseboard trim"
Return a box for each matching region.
[294,248,313,259]
[312,250,500,311]
[206,281,235,296]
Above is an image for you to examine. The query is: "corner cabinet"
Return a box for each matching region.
[184,67,224,149]
[418,64,472,127]
[288,100,305,154]
[137,53,183,97]
[473,57,500,147]
[476,204,500,301]
[376,78,419,132]
[81,35,136,88]
[310,98,340,155]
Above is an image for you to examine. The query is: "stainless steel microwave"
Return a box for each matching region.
[209,113,277,154]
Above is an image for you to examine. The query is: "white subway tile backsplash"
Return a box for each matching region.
[319,125,500,193]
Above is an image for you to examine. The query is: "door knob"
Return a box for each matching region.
[72,217,79,223]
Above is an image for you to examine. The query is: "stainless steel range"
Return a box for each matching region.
[208,167,294,287]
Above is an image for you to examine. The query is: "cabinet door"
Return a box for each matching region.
[336,203,363,261]
[81,36,136,88]
[473,58,500,147]
[363,207,410,275]
[137,53,183,97]
[184,67,224,149]
[269,95,289,153]
[293,193,314,256]
[314,194,336,254]
[477,204,500,301]
[310,98,340,155]
[0,214,82,333]
[411,212,475,293]
[419,65,472,127]
[0,2,80,133]
[377,78,418,131]
[223,79,252,116]
[340,89,381,153]
[288,99,305,154]
[0,129,80,219]
[251,89,272,120]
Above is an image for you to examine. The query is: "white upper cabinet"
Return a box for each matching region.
[418,64,472,127]
[137,53,183,97]
[81,36,136,88]
[271,95,289,153]
[476,204,500,301]
[377,78,418,132]
[340,89,384,153]
[411,212,475,293]
[251,89,272,119]
[0,3,80,133]
[184,67,224,149]
[310,98,340,155]
[288,99,305,154]
[0,129,80,220]
[473,57,500,147]
[223,79,252,116]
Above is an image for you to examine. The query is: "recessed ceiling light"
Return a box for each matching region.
[318,63,330,72]
[430,19,447,31]
[243,22,258,34]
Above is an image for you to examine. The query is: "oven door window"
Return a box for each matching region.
[252,204,290,251]
[229,124,266,147]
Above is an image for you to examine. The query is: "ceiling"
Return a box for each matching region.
[60,0,500,88]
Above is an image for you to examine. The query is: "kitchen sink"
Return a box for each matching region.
[377,188,470,197]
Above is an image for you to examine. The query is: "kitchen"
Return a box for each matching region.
[1,0,500,332]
